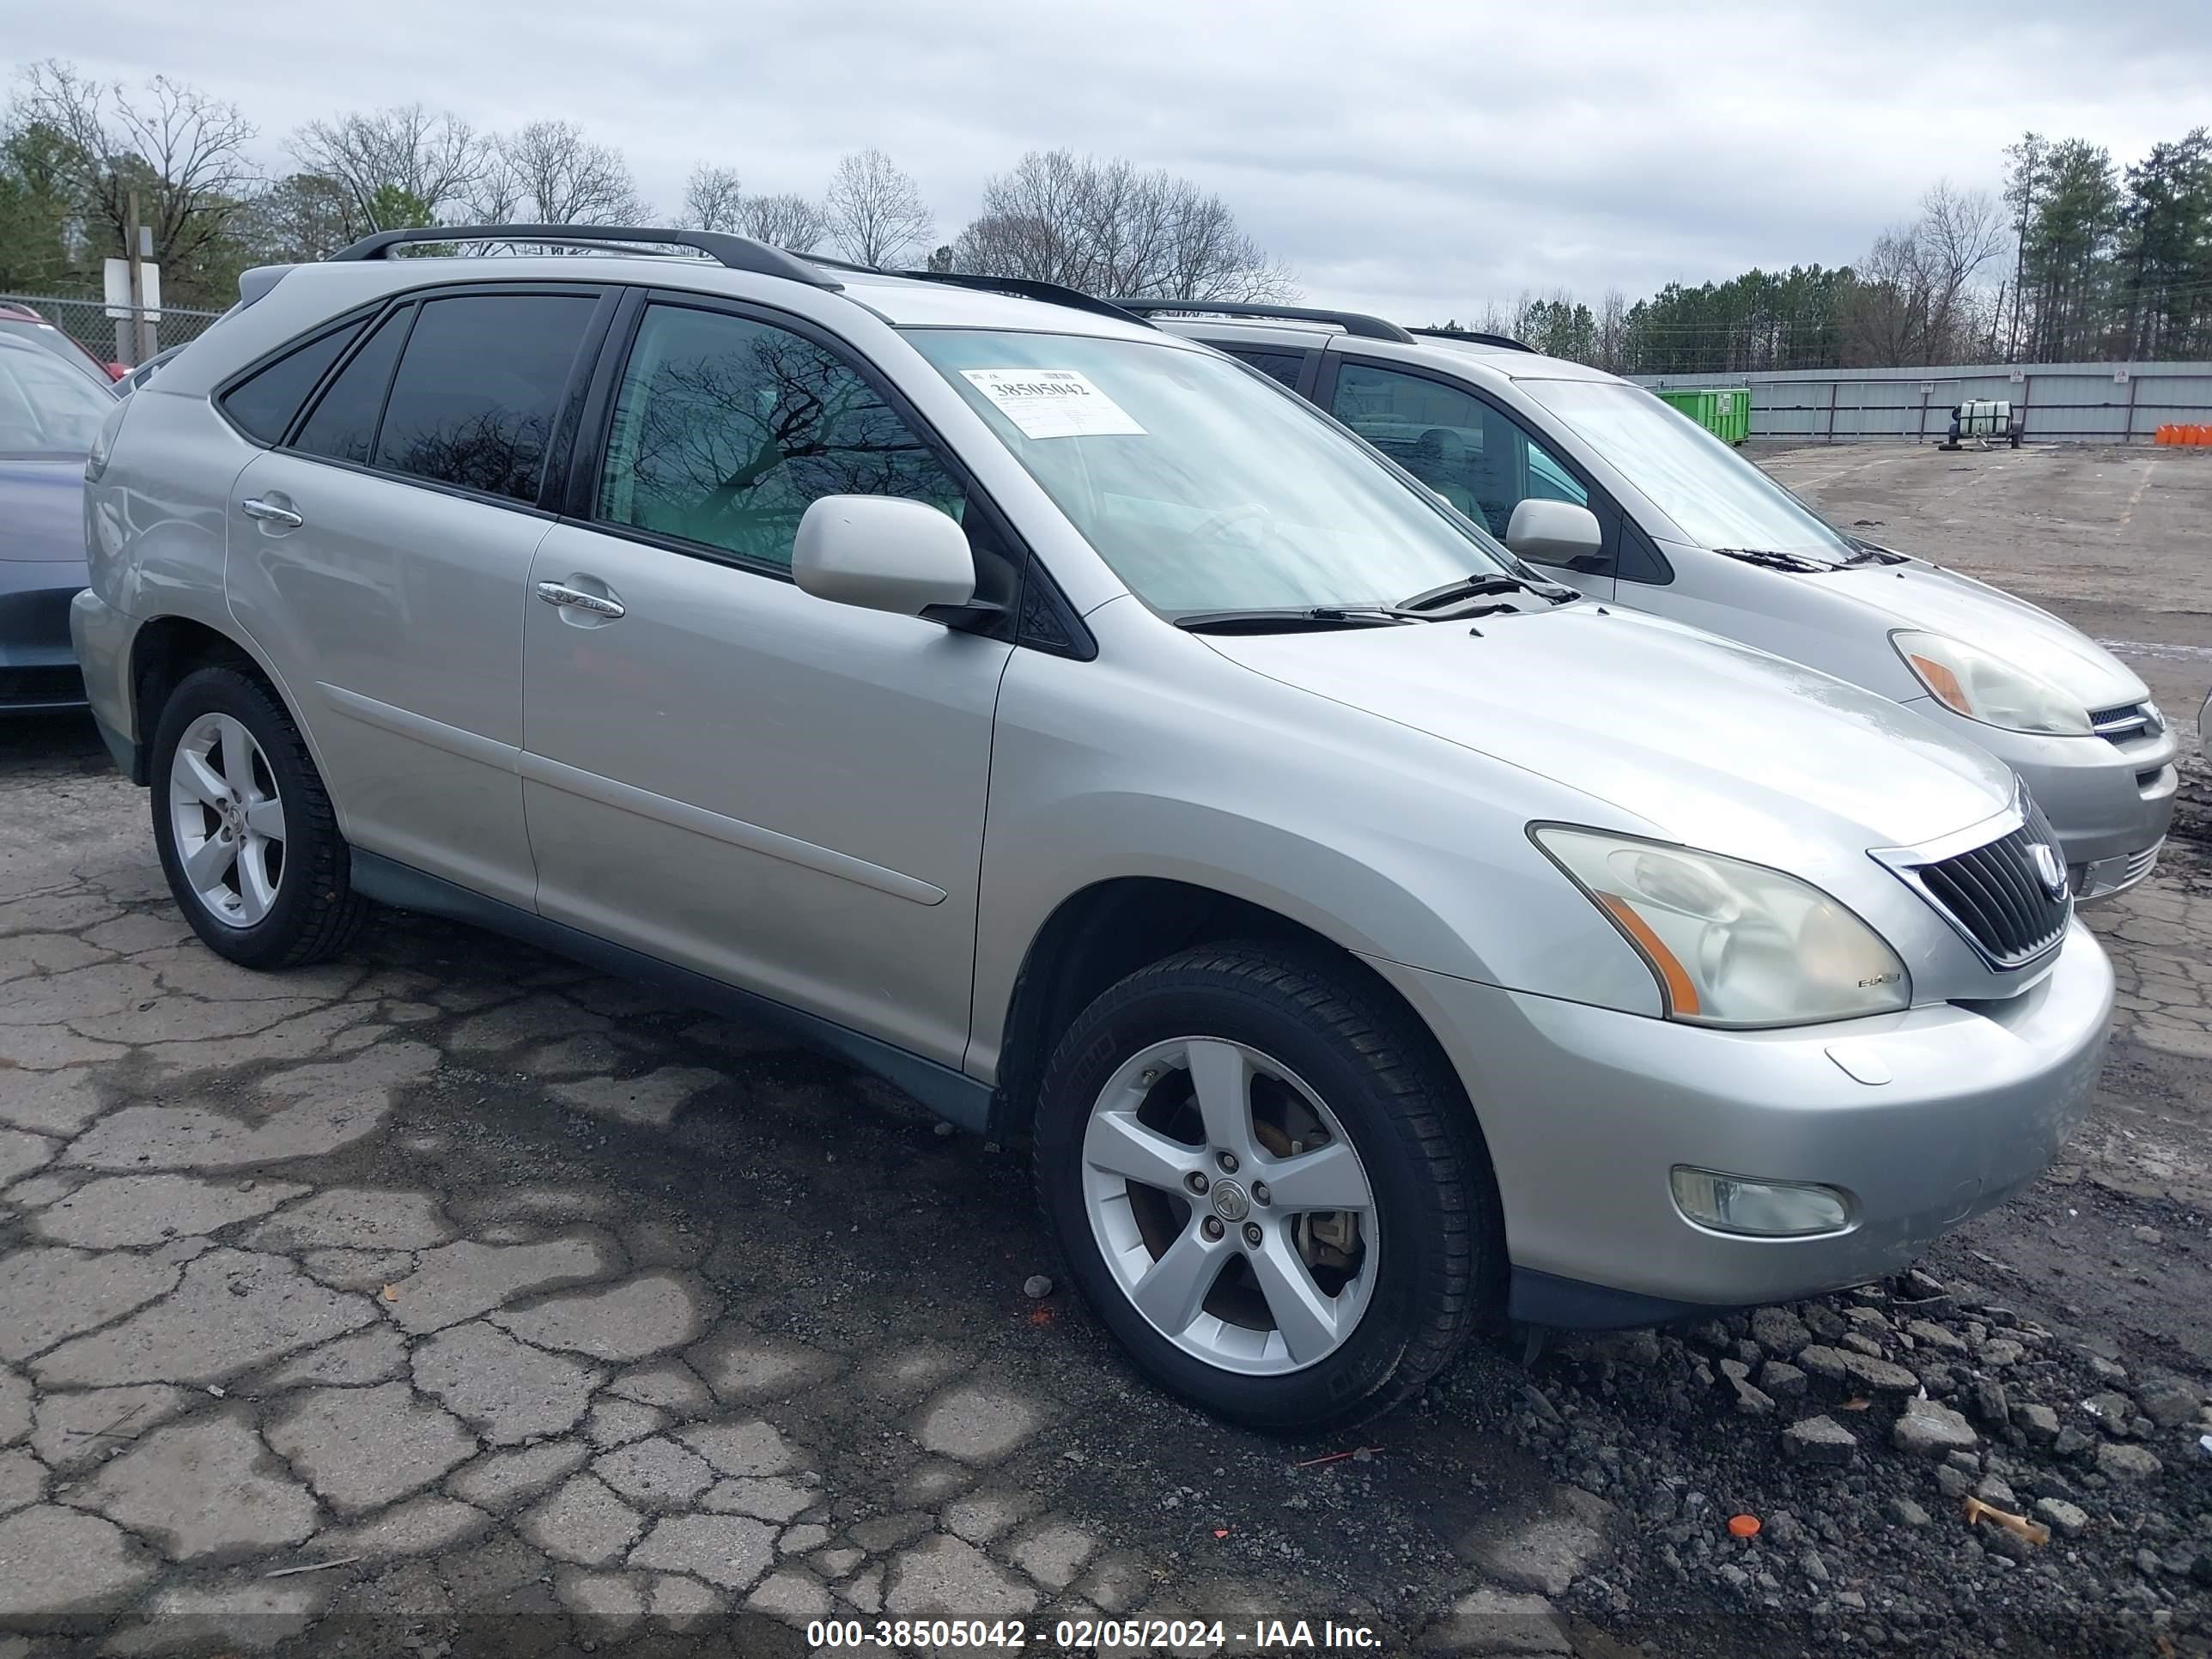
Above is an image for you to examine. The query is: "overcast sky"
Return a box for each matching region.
[10,0,2209,320]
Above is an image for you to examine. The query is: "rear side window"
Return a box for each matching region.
[294,307,412,465]
[1224,348,1305,391]
[373,295,597,503]
[220,319,365,444]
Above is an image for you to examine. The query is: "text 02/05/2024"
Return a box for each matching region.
[806,1618,1384,1650]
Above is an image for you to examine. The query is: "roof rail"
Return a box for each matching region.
[890,270,1154,328]
[328,225,842,290]
[1407,325,1536,353]
[1109,299,1414,343]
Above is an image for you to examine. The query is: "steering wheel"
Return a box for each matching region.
[1185,501,1272,544]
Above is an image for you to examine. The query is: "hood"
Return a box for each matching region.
[0,457,87,565]
[1203,604,2016,856]
[1825,557,2146,710]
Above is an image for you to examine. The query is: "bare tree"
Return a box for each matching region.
[289,103,483,229]
[470,121,648,226]
[1508,290,1540,343]
[823,148,932,266]
[238,172,359,263]
[11,59,258,270]
[1918,180,2008,357]
[736,191,829,252]
[1847,225,1935,365]
[1845,179,2008,365]
[1595,287,1629,373]
[679,163,745,231]
[950,149,1292,301]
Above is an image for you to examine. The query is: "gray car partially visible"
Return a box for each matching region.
[0,331,114,712]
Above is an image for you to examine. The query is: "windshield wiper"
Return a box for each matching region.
[1839,541,1909,566]
[1177,574,1579,635]
[1392,572,1580,614]
[1711,546,1840,574]
[1172,606,1417,635]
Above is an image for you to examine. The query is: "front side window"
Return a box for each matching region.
[597,304,965,570]
[374,294,597,502]
[1518,379,1857,559]
[903,330,1516,615]
[1331,362,1589,544]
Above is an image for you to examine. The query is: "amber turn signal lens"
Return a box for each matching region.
[1908,653,1970,714]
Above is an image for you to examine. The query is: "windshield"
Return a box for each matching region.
[0,345,114,455]
[902,329,1516,613]
[1518,379,1857,559]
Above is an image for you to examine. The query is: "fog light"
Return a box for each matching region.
[1670,1167,1850,1237]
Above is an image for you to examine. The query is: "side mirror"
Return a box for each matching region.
[793,495,977,620]
[1504,499,1603,567]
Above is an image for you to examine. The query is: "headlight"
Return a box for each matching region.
[1892,630,2091,736]
[1532,826,1910,1027]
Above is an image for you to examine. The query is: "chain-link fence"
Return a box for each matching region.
[1,292,227,368]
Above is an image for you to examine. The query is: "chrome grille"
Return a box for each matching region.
[2089,702,2151,739]
[1913,803,2070,968]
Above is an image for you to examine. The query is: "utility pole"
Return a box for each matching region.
[126,190,156,364]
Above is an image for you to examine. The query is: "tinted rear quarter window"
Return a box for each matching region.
[295,307,413,465]
[1224,348,1305,390]
[220,319,366,444]
[374,295,597,502]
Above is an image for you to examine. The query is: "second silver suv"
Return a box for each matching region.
[76,227,2112,1430]
[1137,301,2178,902]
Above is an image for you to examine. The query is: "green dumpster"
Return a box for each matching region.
[1656,386,1752,444]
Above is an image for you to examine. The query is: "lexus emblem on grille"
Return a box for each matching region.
[2028,842,2068,902]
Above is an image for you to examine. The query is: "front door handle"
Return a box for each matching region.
[240,497,303,528]
[535,580,626,620]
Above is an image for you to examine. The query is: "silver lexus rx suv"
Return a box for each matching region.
[73,227,2113,1429]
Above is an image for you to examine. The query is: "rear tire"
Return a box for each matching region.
[1034,941,1504,1431]
[149,664,368,969]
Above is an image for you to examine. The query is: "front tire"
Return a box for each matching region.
[1035,942,1503,1431]
[150,664,368,969]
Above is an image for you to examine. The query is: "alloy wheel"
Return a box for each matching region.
[167,711,287,928]
[1081,1036,1379,1375]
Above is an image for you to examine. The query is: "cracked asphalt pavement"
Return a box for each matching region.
[2,444,2209,1657]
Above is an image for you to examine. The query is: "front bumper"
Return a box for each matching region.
[1371,918,2113,1323]
[0,560,89,711]
[1905,697,2175,899]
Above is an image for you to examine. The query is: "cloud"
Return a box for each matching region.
[9,0,2207,320]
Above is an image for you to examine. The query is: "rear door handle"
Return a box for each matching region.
[240,497,303,528]
[535,580,626,620]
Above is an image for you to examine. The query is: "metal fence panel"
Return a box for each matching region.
[1632,360,2212,442]
[1,292,226,368]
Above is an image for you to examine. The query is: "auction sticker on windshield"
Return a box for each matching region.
[961,368,1147,440]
